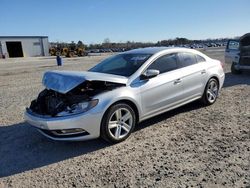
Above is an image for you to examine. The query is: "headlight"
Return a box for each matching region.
[56,99,98,116]
[71,99,99,113]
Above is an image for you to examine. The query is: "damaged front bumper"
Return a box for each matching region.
[24,109,102,141]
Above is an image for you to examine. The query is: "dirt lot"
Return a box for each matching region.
[0,48,249,187]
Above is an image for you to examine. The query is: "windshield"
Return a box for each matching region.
[89,53,152,77]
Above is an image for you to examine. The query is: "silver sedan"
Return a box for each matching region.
[25,47,225,143]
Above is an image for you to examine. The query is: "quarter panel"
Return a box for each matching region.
[205,61,225,90]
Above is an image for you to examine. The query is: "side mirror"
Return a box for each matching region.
[140,69,160,80]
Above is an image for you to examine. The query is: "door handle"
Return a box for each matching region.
[174,78,181,84]
[201,70,206,74]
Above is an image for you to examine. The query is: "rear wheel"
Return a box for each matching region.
[231,62,242,74]
[100,103,136,143]
[201,78,219,105]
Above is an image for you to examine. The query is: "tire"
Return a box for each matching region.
[201,78,219,105]
[100,103,136,143]
[231,62,242,74]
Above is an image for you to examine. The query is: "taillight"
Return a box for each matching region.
[220,61,224,69]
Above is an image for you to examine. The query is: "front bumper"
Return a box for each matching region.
[24,109,102,141]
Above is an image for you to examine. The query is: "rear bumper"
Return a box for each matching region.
[24,109,102,141]
[219,72,225,90]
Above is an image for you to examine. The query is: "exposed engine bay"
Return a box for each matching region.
[29,81,124,117]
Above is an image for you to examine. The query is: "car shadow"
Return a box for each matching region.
[0,124,109,177]
[135,101,204,132]
[0,101,205,178]
[223,71,250,88]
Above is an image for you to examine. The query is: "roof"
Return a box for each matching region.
[240,33,250,40]
[124,47,184,55]
[240,33,250,47]
[0,36,48,39]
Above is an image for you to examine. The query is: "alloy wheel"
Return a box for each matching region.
[108,108,133,140]
[206,80,218,103]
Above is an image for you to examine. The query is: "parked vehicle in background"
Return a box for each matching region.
[225,33,250,74]
[25,47,225,143]
[225,39,239,64]
[49,47,87,57]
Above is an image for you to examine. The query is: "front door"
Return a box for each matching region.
[139,53,183,118]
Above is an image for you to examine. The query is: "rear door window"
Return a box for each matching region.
[196,55,206,63]
[178,52,197,68]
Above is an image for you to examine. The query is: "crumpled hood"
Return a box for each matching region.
[42,70,128,94]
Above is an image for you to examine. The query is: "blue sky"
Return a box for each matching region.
[1,0,250,44]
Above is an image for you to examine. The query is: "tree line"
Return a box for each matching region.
[50,37,231,50]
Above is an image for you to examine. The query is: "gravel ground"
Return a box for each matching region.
[0,48,249,187]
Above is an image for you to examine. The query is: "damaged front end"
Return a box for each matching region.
[28,80,124,117]
[27,71,127,117]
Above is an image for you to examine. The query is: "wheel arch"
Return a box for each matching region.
[201,75,220,105]
[102,99,140,125]
[100,99,139,143]
[112,99,139,124]
[209,75,220,88]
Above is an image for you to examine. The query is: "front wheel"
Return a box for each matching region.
[100,103,136,143]
[201,78,219,105]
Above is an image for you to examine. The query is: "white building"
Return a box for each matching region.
[0,36,49,58]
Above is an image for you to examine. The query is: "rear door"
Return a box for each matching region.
[225,40,240,64]
[177,52,208,101]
